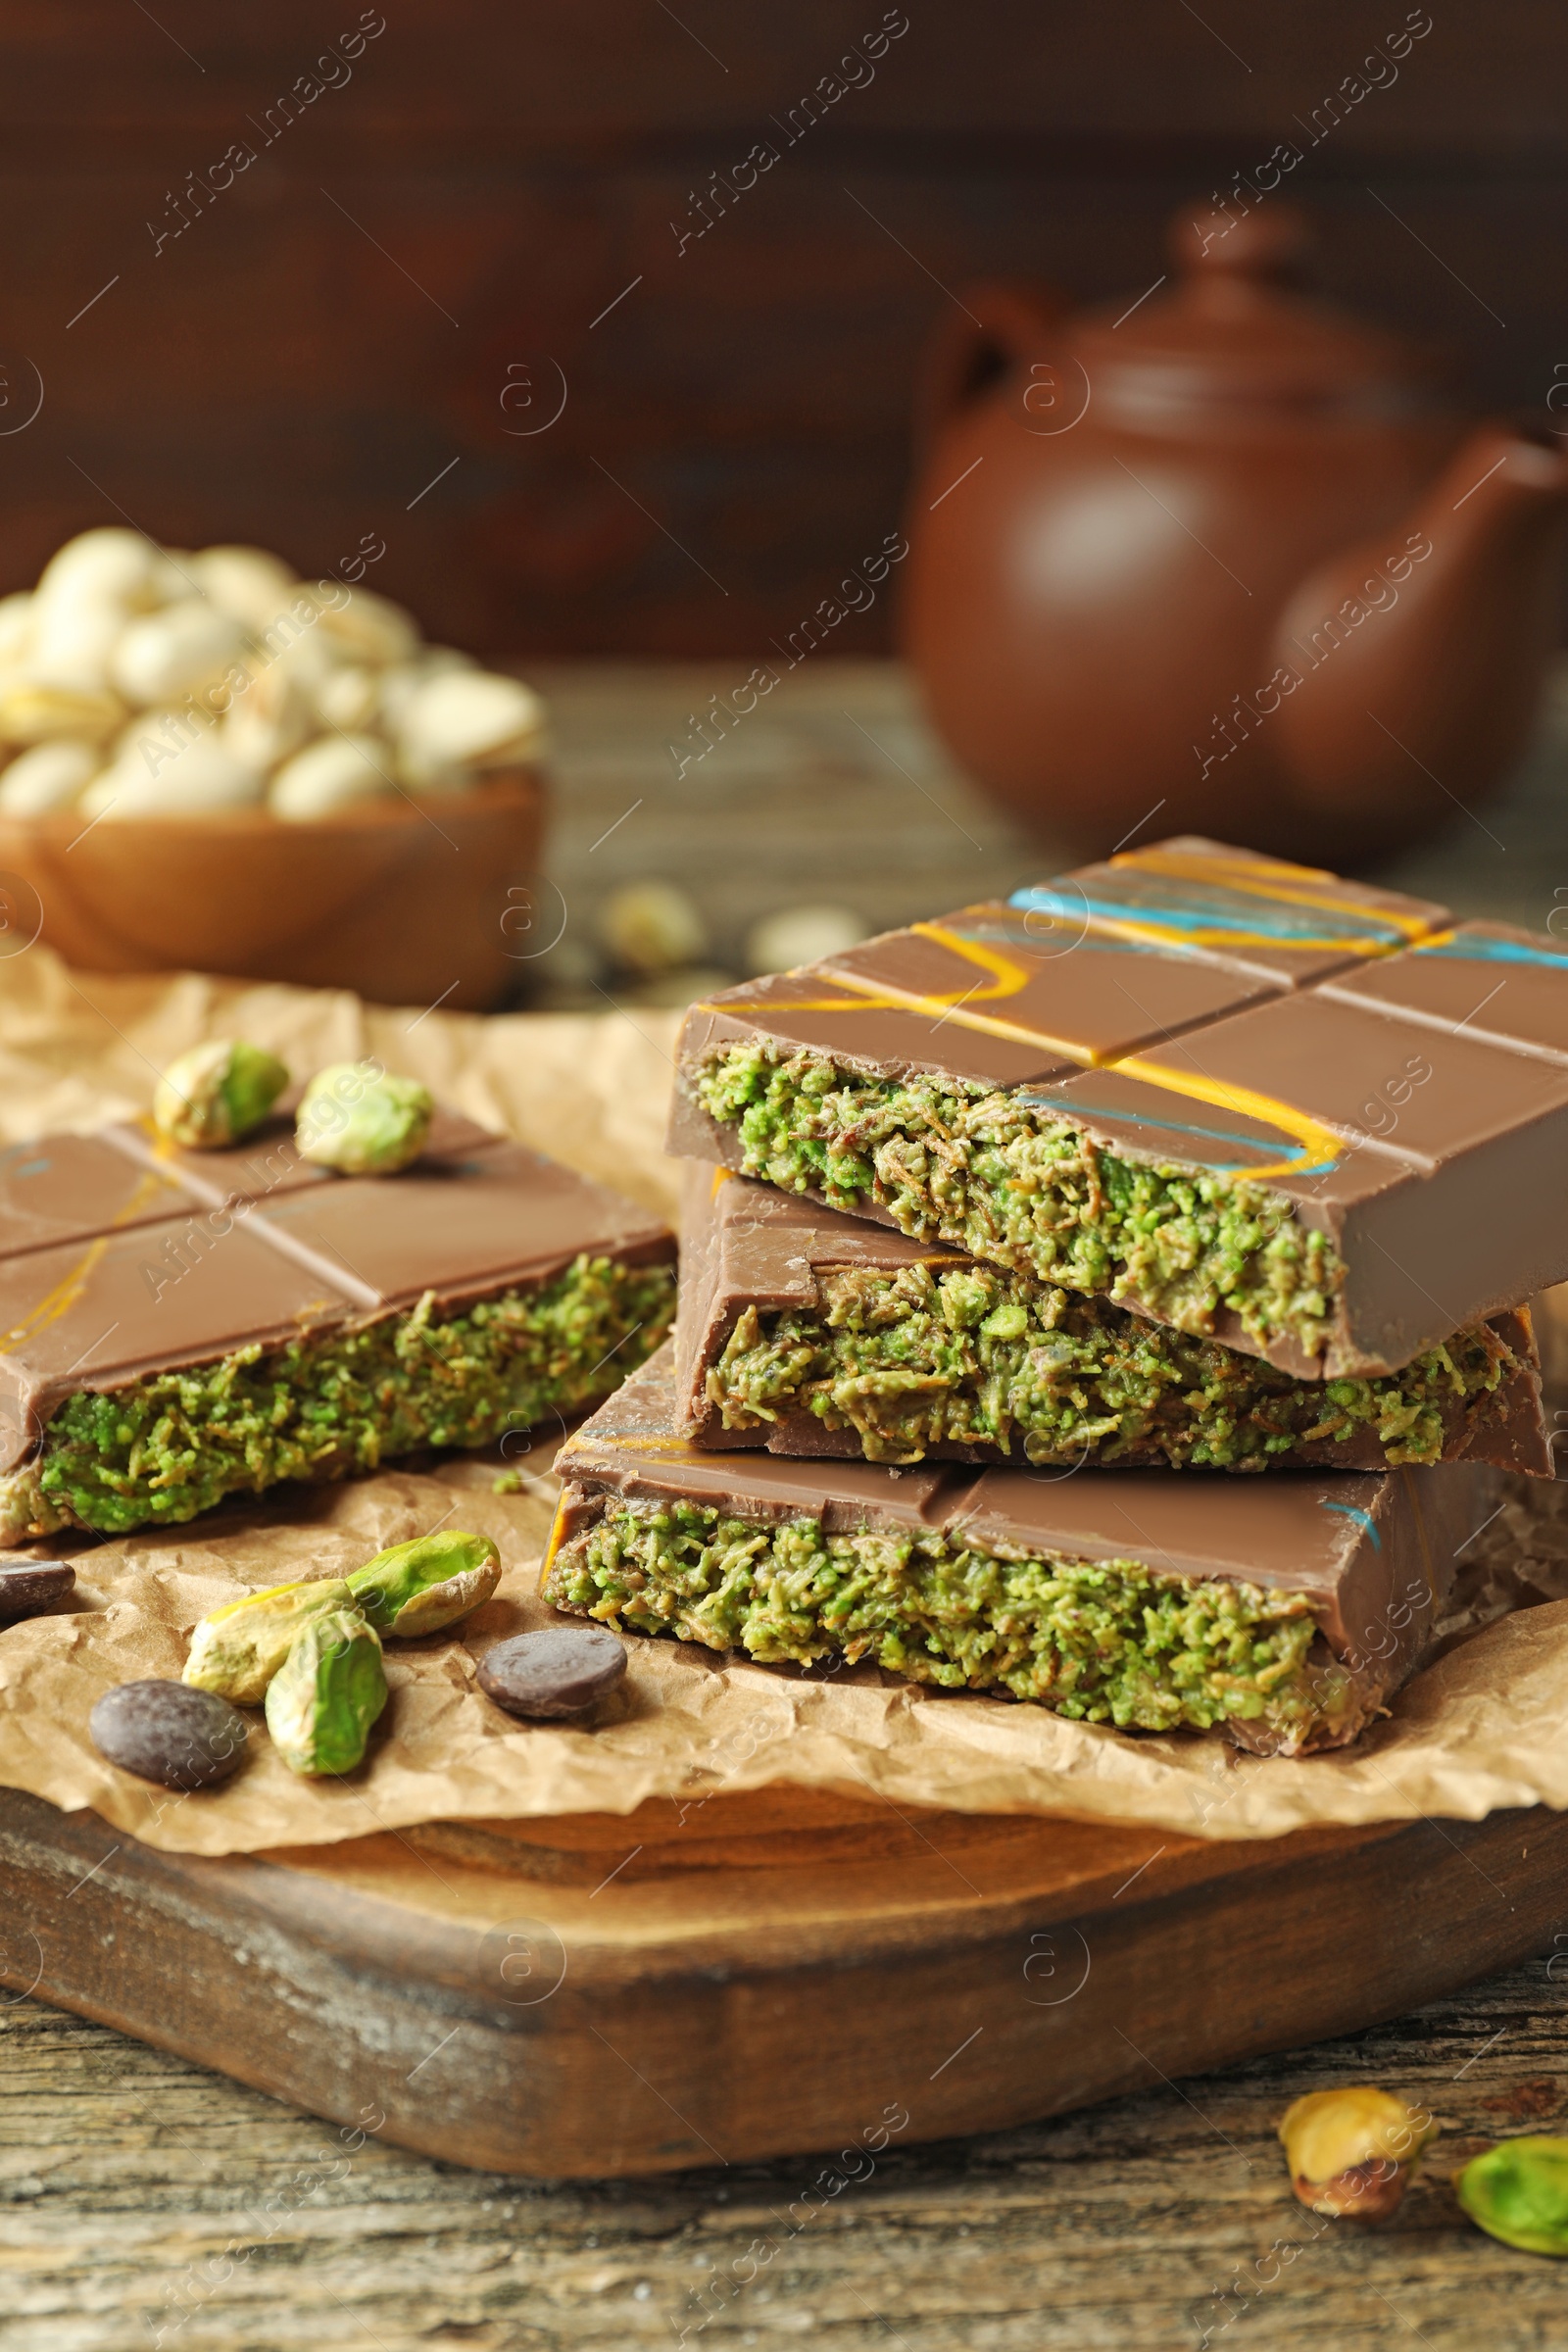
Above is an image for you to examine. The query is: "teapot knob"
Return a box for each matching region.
[1169,199,1315,286]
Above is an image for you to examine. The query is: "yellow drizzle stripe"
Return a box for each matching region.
[1110,847,1435,943]
[0,1235,112,1353]
[824,967,1104,1062]
[0,1162,196,1359]
[1113,1054,1344,1177]
[1054,910,1410,961]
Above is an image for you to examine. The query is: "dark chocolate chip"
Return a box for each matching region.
[477,1626,627,1720]
[89,1681,250,1790]
[0,1558,75,1624]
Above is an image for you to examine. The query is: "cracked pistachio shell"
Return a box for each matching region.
[347,1531,502,1638]
[153,1038,289,1149]
[266,1606,388,1777]
[1280,2087,1437,2219]
[296,1062,433,1176]
[182,1576,356,1707]
[1456,2136,1568,2256]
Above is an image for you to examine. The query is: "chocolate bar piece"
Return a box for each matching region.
[544,1346,1493,1755]
[677,1163,1550,1476]
[668,836,1568,1379]
[0,1120,674,1542]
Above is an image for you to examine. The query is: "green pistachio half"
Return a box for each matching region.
[347,1530,502,1638]
[295,1062,433,1176]
[265,1605,388,1777]
[182,1576,357,1706]
[1456,2135,1568,2256]
[153,1039,289,1150]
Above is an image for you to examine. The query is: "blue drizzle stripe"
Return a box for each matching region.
[1008,882,1407,949]
[1015,1093,1338,1178]
[1415,935,1568,971]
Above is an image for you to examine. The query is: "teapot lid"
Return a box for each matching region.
[1072,202,1442,412]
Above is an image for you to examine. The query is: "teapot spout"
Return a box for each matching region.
[1266,426,1568,832]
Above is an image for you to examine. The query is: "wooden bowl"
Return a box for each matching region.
[0,770,547,1011]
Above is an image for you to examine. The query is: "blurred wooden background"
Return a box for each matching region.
[0,1,1561,656]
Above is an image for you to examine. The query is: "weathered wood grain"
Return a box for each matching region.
[5,1951,1568,2349]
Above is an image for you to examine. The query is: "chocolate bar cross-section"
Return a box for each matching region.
[544,1346,1494,1755]
[670,836,1568,1378]
[675,1163,1549,1477]
[0,1116,674,1542]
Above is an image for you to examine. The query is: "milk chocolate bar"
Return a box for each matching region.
[677,1164,1550,1476]
[668,837,1568,1379]
[544,1346,1493,1755]
[0,1118,674,1542]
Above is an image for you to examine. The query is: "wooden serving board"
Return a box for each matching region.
[2,1781,1565,2178]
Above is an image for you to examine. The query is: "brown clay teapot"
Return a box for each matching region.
[902,201,1568,863]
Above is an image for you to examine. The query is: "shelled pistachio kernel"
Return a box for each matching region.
[182,1575,357,1706]
[347,1530,502,1638]
[1279,2086,1437,2219]
[296,1061,433,1176]
[265,1605,388,1777]
[1456,2136,1568,2255]
[153,1038,289,1149]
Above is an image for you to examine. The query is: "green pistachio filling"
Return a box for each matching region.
[1,1254,674,1541]
[546,1497,1348,1741]
[693,1044,1345,1356]
[708,1260,1514,1470]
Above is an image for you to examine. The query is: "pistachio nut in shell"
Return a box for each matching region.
[36,527,172,611]
[1279,2087,1437,2219]
[270,732,393,820]
[182,1575,357,1706]
[186,544,299,633]
[153,1038,289,1149]
[90,732,265,818]
[265,1606,388,1777]
[1456,2136,1568,2255]
[296,1062,433,1175]
[347,1531,502,1638]
[0,740,100,816]
[111,599,249,705]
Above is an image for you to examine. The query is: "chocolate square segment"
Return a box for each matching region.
[0,1134,199,1259]
[252,1142,674,1310]
[1320,921,1568,1065]
[1127,992,1568,1170]
[1023,836,1449,988]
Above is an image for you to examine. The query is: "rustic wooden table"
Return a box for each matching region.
[6,1955,1568,2349]
[6,662,1568,2349]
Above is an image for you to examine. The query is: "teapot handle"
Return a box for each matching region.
[913,281,1068,460]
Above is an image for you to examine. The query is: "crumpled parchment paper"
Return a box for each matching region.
[1,940,1566,1851]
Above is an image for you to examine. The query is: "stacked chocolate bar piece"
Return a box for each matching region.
[546,838,1566,1754]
